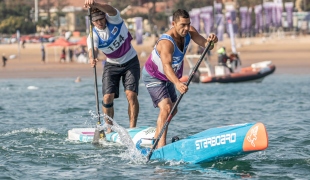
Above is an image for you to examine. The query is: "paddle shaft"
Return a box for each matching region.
[88,8,102,128]
[146,42,213,162]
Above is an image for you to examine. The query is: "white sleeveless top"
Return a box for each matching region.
[87,10,137,64]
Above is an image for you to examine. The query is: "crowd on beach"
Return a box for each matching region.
[58,46,88,63]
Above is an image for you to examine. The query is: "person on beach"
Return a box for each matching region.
[60,47,66,62]
[142,9,218,148]
[22,40,26,49]
[84,0,140,132]
[2,53,8,67]
[68,48,73,62]
[41,43,45,63]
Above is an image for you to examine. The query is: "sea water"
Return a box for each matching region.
[0,74,310,179]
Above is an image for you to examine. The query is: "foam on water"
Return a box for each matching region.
[104,114,147,164]
[89,111,147,164]
[27,86,39,90]
[1,128,57,137]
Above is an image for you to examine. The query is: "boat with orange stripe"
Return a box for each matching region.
[180,54,275,83]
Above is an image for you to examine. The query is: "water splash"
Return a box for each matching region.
[89,111,147,164]
[104,114,147,164]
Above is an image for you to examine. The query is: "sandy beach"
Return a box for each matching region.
[0,34,309,79]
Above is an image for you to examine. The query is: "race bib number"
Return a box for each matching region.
[108,35,125,51]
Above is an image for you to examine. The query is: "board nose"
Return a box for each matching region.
[242,122,268,152]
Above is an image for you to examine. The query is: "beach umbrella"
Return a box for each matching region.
[47,38,77,62]
[76,36,87,46]
[47,38,76,47]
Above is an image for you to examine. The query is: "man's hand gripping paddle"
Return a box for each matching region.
[88,8,106,144]
[146,41,213,162]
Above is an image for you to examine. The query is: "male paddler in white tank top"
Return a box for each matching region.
[142,9,218,148]
[84,0,140,132]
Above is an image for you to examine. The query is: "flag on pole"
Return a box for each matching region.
[135,17,143,45]
[16,30,20,60]
[240,7,248,35]
[271,2,277,27]
[214,2,222,14]
[225,5,238,37]
[189,8,201,33]
[227,17,237,53]
[247,8,252,36]
[216,14,224,41]
[284,2,294,28]
[274,0,283,28]
[214,2,223,41]
[263,2,273,30]
[200,13,212,36]
[200,6,213,35]
[255,5,263,33]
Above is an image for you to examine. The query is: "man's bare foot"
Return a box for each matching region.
[105,128,113,134]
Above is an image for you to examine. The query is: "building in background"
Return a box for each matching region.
[38,0,85,34]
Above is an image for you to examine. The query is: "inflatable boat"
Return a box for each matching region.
[180,55,276,83]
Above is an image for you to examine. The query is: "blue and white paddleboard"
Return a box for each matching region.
[149,122,268,164]
[68,126,156,146]
[68,122,268,164]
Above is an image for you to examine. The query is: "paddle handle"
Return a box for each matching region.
[146,41,213,162]
[88,8,102,126]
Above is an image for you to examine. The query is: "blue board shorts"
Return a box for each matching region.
[142,67,177,108]
[102,55,140,99]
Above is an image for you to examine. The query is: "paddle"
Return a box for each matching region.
[88,8,106,144]
[146,41,213,162]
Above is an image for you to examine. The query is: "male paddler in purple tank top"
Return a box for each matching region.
[84,0,140,133]
[142,9,218,148]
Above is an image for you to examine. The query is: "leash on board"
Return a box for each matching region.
[146,41,213,162]
[88,8,106,144]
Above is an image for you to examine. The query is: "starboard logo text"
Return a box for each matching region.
[195,133,237,150]
[144,127,156,135]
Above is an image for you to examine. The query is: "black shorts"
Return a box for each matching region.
[102,56,140,99]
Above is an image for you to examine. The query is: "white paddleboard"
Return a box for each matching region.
[68,126,156,146]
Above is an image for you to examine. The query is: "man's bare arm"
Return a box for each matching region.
[84,0,117,16]
[157,40,188,94]
[189,26,218,49]
[157,40,179,84]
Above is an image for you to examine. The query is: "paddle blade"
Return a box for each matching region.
[92,128,106,144]
[92,129,100,144]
